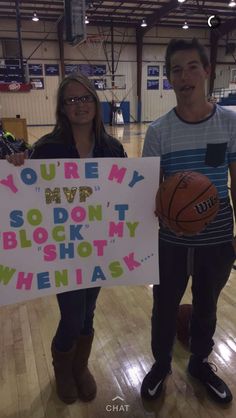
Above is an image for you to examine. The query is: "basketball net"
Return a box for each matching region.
[83,35,105,54]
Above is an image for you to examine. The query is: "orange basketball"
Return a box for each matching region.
[155,171,219,235]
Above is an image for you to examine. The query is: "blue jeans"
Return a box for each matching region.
[151,241,235,369]
[54,287,101,351]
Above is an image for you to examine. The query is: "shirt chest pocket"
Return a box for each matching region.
[205,142,227,167]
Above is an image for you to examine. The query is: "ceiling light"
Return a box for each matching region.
[228,0,236,6]
[178,0,186,3]
[85,15,89,24]
[32,12,39,22]
[141,19,147,27]
[182,21,189,29]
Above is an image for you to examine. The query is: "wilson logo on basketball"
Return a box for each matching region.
[194,195,219,215]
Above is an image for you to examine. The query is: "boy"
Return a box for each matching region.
[141,38,236,404]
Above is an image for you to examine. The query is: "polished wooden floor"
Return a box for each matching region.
[1,123,236,418]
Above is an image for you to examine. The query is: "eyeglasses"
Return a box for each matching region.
[63,94,95,105]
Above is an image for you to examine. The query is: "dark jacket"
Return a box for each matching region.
[30,128,127,159]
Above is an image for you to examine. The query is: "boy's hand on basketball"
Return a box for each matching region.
[170,226,184,236]
[6,150,28,166]
[174,230,184,237]
[154,211,168,228]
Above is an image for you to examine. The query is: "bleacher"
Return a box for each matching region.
[218,92,236,105]
[213,88,236,105]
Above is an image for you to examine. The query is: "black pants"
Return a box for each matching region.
[151,241,235,369]
[54,287,101,351]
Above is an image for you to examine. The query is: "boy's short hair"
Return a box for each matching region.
[165,38,210,80]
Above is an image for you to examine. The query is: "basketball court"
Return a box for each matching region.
[0,1,236,417]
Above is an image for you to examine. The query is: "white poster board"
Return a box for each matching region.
[0,157,160,306]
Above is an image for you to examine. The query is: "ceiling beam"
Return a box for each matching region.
[0,13,60,21]
[17,0,62,4]
[92,0,160,5]
[0,5,63,11]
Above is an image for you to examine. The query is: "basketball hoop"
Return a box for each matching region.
[105,75,126,90]
[84,35,105,52]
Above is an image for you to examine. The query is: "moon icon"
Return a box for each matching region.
[207,15,215,27]
[207,15,221,29]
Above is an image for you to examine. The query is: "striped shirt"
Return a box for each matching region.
[142,105,236,246]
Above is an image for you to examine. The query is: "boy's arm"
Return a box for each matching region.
[229,162,236,220]
[229,161,236,250]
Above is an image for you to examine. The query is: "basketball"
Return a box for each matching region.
[155,171,219,235]
[176,304,192,349]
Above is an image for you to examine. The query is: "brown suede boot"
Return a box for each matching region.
[73,332,97,401]
[51,339,78,404]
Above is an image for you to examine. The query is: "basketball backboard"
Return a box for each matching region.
[64,0,86,46]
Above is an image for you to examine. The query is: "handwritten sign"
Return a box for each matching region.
[0,158,160,306]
